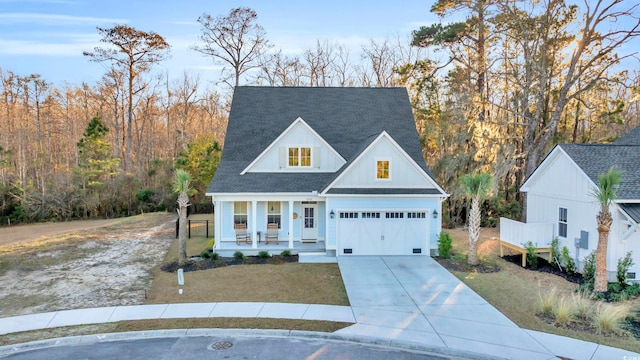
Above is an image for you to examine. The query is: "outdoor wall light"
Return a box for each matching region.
[330,210,335,219]
[432,209,438,219]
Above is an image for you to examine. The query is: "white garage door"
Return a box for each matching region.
[337,210,429,255]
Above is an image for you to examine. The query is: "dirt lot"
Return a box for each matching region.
[0,213,176,317]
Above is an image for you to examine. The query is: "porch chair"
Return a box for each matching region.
[235,223,251,245]
[265,223,279,245]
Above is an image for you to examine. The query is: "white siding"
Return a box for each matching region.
[333,137,435,188]
[524,150,633,275]
[247,121,345,172]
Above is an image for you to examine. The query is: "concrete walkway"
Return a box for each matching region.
[0,256,638,360]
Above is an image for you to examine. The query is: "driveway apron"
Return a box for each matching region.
[336,256,556,360]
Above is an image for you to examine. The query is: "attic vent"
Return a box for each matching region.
[343,248,353,254]
[628,272,636,280]
[412,248,422,254]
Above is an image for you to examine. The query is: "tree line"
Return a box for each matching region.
[1,1,639,226]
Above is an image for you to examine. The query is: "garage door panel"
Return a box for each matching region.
[338,210,429,256]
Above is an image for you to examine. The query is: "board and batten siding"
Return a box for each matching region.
[524,149,636,275]
[246,122,345,172]
[325,197,441,251]
[332,137,430,188]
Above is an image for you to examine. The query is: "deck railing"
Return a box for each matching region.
[499,217,554,248]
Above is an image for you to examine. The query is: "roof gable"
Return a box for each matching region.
[322,131,446,195]
[522,143,640,200]
[241,117,346,174]
[615,126,640,145]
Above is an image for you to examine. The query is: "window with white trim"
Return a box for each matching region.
[267,201,281,228]
[376,160,390,179]
[558,207,568,238]
[339,212,359,219]
[288,147,311,167]
[234,202,247,226]
[362,212,381,219]
[407,212,426,219]
[385,212,404,219]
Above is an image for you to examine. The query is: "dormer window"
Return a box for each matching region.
[288,147,312,167]
[376,159,390,180]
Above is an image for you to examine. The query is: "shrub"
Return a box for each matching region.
[233,251,245,260]
[582,251,597,290]
[208,238,215,248]
[452,253,466,263]
[617,251,634,285]
[258,251,269,259]
[280,250,292,257]
[553,296,576,326]
[437,231,453,259]
[561,246,576,275]
[591,302,631,334]
[550,237,561,270]
[538,287,556,317]
[200,248,213,259]
[523,241,538,268]
[210,252,219,261]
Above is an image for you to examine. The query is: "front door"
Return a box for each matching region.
[301,204,318,241]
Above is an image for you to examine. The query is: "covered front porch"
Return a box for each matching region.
[211,195,328,254]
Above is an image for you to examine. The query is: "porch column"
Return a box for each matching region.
[251,200,258,249]
[214,200,221,249]
[288,200,294,249]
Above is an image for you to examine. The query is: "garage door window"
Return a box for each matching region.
[407,212,426,219]
[339,212,358,219]
[362,212,380,218]
[385,212,404,219]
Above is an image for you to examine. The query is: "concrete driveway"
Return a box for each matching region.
[336,256,555,360]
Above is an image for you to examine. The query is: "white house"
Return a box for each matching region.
[502,126,640,281]
[205,87,448,257]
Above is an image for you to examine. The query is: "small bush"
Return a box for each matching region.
[233,251,245,260]
[538,287,557,317]
[550,237,561,269]
[553,296,576,326]
[452,253,466,263]
[280,250,292,257]
[437,231,453,259]
[591,302,631,334]
[200,248,213,259]
[208,238,215,248]
[258,251,269,259]
[210,252,219,260]
[561,246,576,275]
[523,241,538,267]
[582,251,597,290]
[617,251,634,285]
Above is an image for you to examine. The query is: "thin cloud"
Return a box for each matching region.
[0,38,96,56]
[0,13,127,25]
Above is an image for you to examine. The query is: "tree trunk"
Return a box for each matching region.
[594,209,612,292]
[177,192,189,266]
[468,197,481,265]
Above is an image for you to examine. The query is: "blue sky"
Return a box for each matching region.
[0,0,439,88]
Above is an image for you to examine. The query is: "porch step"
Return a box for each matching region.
[298,251,337,264]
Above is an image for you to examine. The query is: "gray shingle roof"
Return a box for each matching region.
[207,86,442,195]
[620,203,640,223]
[560,144,640,200]
[614,126,640,145]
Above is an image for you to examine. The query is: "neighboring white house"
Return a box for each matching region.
[206,87,448,257]
[501,126,640,281]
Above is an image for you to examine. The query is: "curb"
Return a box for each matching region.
[0,328,504,360]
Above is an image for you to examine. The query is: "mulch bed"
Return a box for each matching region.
[501,254,584,284]
[434,255,501,273]
[161,255,299,273]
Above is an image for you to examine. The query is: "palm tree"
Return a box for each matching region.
[592,167,622,293]
[459,173,492,265]
[174,169,193,266]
